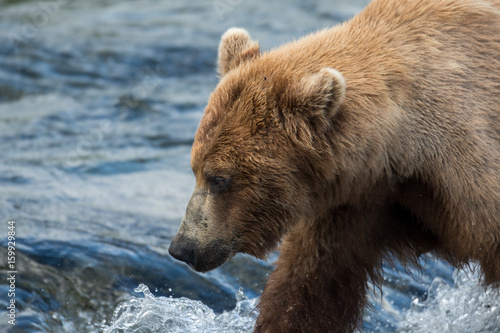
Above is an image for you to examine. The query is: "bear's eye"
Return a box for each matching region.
[208,176,231,194]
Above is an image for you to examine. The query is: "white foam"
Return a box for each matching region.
[99,284,258,333]
[399,268,500,333]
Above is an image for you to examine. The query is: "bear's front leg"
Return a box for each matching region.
[255,212,385,333]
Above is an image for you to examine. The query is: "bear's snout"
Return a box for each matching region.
[169,232,233,272]
[169,234,196,268]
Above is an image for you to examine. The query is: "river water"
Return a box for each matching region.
[0,0,498,332]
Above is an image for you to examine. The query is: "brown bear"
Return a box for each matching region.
[169,0,500,331]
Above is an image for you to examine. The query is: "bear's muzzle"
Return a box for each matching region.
[169,231,233,272]
[168,233,197,268]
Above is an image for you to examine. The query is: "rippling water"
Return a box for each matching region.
[0,1,498,332]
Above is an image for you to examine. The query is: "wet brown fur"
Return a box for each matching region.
[179,0,500,331]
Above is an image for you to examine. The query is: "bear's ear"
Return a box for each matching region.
[295,67,346,120]
[278,68,346,146]
[218,28,260,76]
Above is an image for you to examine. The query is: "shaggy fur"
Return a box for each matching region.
[169,0,500,331]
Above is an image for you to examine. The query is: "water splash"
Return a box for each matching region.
[98,284,258,333]
[399,268,500,333]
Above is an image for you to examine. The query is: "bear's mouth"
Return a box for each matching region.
[169,234,234,272]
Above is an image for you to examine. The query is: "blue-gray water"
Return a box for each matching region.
[0,0,498,332]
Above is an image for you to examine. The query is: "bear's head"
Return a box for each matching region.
[169,28,346,272]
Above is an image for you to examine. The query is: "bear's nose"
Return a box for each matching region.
[169,234,196,267]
